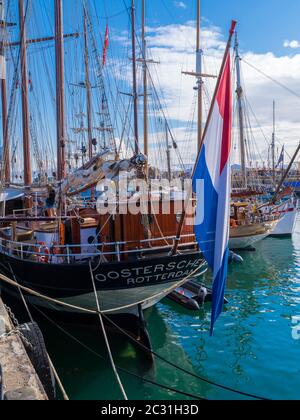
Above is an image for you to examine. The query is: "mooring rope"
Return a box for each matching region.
[100,313,270,401]
[33,305,206,401]
[0,271,269,400]
[5,265,69,401]
[88,262,128,401]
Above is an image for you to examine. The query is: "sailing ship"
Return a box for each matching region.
[264,103,298,237]
[0,0,209,317]
[228,33,300,248]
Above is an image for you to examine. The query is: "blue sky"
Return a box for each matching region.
[202,0,300,55]
[103,0,300,55]
[99,0,300,162]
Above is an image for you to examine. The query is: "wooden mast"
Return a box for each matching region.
[172,21,237,255]
[83,7,93,161]
[142,0,148,161]
[55,0,65,180]
[18,0,31,187]
[234,32,247,188]
[0,0,9,183]
[131,0,139,154]
[166,121,172,182]
[196,0,203,151]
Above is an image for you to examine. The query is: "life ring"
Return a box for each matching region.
[35,242,49,263]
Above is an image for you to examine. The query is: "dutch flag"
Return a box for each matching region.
[193,26,234,335]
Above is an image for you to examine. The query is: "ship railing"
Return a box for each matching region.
[12,208,33,217]
[0,234,198,264]
[235,213,279,226]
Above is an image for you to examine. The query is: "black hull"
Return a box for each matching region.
[0,251,205,315]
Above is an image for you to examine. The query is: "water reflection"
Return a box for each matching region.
[28,220,300,399]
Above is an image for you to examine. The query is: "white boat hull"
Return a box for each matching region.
[229,219,279,250]
[271,209,297,236]
[229,232,270,250]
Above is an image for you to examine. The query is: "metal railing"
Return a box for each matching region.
[233,213,279,227]
[0,234,198,265]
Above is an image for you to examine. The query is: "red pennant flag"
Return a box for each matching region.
[102,24,109,66]
[28,71,33,92]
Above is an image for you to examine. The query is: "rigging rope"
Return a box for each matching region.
[241,57,300,101]
[88,261,128,401]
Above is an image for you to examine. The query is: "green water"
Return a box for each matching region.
[39,216,300,400]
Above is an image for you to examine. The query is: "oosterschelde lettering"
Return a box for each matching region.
[95,259,203,286]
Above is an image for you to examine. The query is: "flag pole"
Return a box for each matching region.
[171,20,237,256]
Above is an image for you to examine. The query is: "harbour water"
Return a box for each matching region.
[34,216,300,400]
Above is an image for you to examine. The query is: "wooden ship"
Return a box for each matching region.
[0,0,206,318]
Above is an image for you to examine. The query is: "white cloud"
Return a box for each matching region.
[283,40,300,49]
[174,1,187,9]
[114,21,300,165]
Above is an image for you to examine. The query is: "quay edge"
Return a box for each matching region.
[0,296,48,400]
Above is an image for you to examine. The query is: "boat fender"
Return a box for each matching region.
[198,286,208,306]
[18,322,56,400]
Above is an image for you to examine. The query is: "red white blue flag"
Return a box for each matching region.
[193,45,233,334]
[102,24,109,66]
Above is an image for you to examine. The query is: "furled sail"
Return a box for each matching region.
[60,150,147,196]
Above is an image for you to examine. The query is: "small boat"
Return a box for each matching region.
[229,201,279,249]
[167,278,229,311]
[229,220,278,249]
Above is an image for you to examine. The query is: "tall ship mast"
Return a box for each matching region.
[0,0,10,185]
[234,32,247,189]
